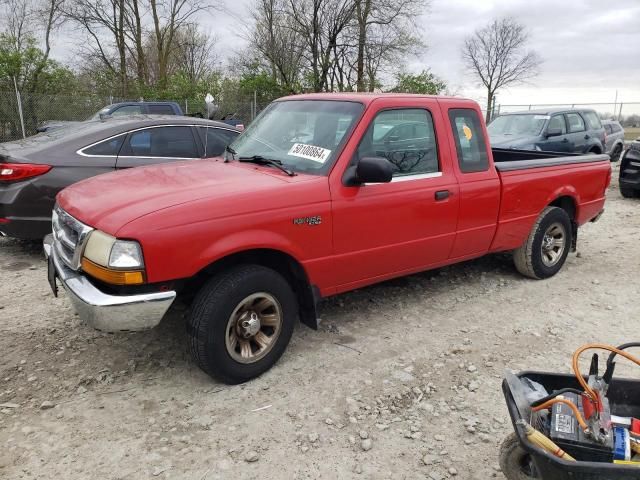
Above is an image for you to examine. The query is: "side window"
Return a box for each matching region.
[448,108,489,173]
[583,111,602,130]
[566,113,585,133]
[111,105,143,117]
[147,104,176,115]
[548,115,567,134]
[82,134,126,156]
[357,108,439,177]
[199,127,240,156]
[612,124,622,133]
[126,126,199,158]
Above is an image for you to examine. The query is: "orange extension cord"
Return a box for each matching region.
[532,344,640,434]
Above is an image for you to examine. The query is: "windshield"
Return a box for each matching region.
[228,100,364,175]
[87,107,111,121]
[488,114,549,136]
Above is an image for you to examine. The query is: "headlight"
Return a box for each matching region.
[81,231,145,285]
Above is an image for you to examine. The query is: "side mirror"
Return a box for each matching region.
[545,128,563,138]
[344,156,394,186]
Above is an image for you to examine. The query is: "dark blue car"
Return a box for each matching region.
[488,108,606,154]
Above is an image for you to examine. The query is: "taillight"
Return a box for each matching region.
[0,163,51,182]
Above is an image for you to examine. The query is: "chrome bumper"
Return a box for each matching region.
[43,234,176,332]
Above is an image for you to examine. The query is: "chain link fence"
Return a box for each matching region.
[0,90,270,143]
[4,91,640,144]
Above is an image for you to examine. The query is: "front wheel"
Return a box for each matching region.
[513,206,572,279]
[187,265,297,384]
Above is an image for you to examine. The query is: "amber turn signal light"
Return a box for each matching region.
[81,258,145,285]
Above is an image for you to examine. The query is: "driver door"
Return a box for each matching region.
[329,100,459,291]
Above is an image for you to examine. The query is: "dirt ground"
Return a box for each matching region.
[1,165,639,480]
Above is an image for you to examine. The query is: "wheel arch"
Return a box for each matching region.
[187,248,319,330]
[548,195,577,250]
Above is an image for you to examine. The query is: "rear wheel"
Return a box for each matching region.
[499,433,539,479]
[514,206,572,279]
[188,265,297,384]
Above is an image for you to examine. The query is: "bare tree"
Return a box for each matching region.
[173,24,217,83]
[64,0,129,95]
[148,0,214,89]
[287,0,356,92]
[249,0,304,91]
[462,17,541,122]
[354,0,427,91]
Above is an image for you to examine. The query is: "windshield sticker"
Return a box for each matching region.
[462,125,473,140]
[288,143,331,163]
[534,115,550,120]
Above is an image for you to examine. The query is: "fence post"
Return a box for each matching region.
[253,90,257,121]
[13,76,26,139]
[185,98,188,114]
[618,103,623,122]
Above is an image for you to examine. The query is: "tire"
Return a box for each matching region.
[513,206,572,279]
[499,433,539,480]
[620,183,638,199]
[187,265,297,384]
[610,144,622,162]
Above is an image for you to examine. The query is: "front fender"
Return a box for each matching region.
[195,229,307,272]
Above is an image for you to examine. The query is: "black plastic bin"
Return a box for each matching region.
[502,371,640,480]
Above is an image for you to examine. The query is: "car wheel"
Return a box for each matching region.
[499,433,540,480]
[620,182,639,199]
[513,206,572,279]
[610,144,622,162]
[187,265,297,384]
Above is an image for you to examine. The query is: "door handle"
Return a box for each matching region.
[584,134,590,140]
[435,190,450,201]
[561,138,569,142]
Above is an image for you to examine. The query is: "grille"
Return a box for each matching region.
[52,205,93,270]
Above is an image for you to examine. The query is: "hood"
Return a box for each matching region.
[57,159,320,235]
[489,134,540,149]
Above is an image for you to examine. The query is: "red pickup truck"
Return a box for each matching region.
[44,94,611,384]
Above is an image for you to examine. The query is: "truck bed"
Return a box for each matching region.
[489,148,611,253]
[492,148,609,171]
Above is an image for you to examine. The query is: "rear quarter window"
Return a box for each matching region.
[81,134,126,156]
[583,111,602,130]
[448,109,489,173]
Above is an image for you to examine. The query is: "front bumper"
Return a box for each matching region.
[44,234,176,332]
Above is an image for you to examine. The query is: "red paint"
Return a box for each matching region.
[0,218,9,224]
[57,94,609,294]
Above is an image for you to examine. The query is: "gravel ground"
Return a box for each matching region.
[1,169,639,480]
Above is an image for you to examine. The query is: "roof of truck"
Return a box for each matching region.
[276,92,476,105]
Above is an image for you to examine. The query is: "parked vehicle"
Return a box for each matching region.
[602,119,625,161]
[44,93,610,384]
[0,116,240,239]
[619,137,640,198]
[36,102,185,133]
[488,108,606,155]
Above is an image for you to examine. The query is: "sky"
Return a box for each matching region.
[50,0,640,113]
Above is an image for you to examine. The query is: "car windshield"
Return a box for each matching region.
[488,114,549,136]
[87,107,111,121]
[228,100,364,175]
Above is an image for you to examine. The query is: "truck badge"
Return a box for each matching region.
[293,216,322,226]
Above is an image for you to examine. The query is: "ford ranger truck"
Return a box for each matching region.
[44,94,611,384]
